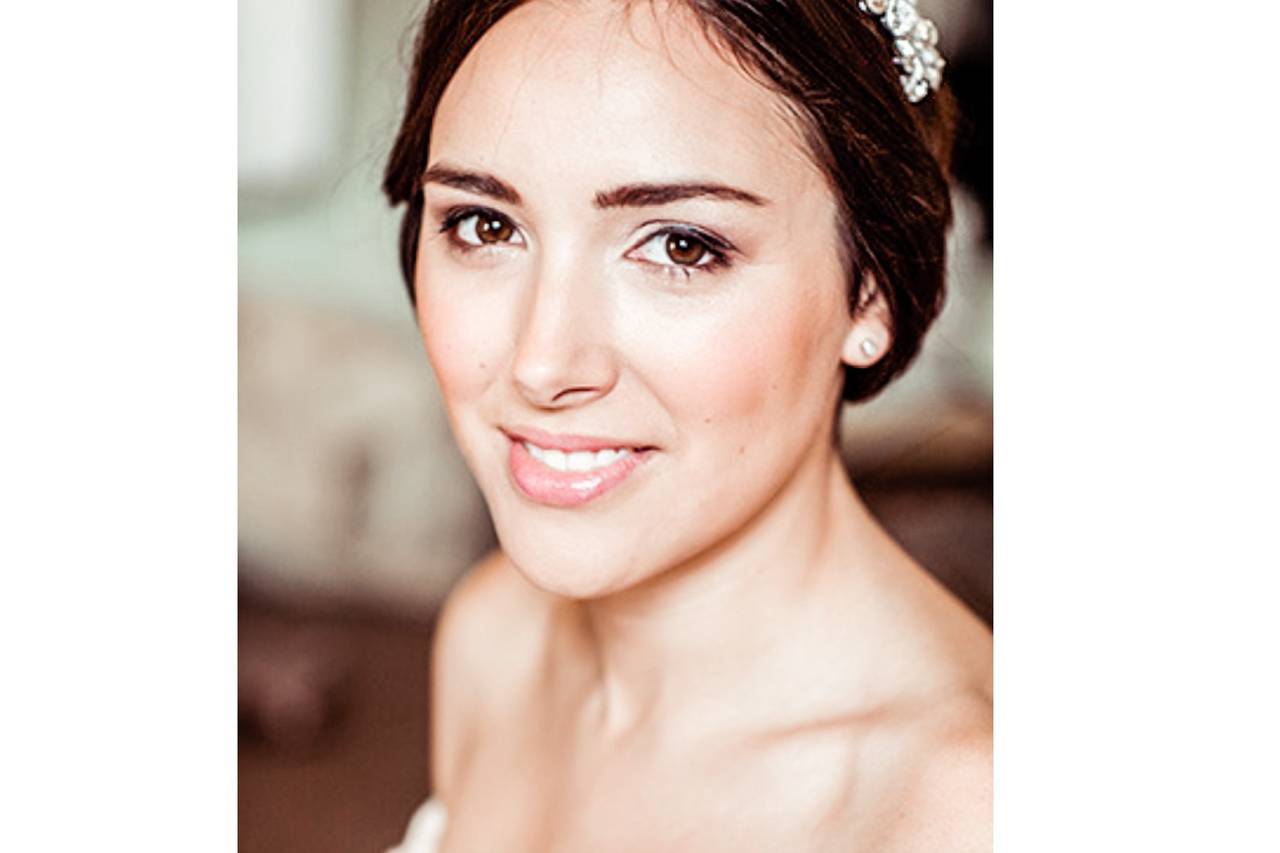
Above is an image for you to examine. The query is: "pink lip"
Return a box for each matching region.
[504,428,655,508]
[504,425,650,453]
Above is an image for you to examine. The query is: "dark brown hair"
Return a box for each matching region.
[383,0,957,403]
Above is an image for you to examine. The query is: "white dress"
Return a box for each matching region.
[386,798,448,853]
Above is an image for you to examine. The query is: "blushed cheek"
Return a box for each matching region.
[642,310,804,445]
[416,285,507,406]
[697,334,773,423]
[665,292,835,434]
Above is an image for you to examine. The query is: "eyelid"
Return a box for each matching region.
[632,220,735,252]
[626,223,737,275]
[437,205,527,248]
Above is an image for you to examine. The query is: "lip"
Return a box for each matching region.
[502,427,656,508]
[503,425,653,453]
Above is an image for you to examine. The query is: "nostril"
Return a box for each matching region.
[510,320,619,408]
[551,386,605,404]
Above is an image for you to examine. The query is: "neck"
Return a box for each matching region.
[572,442,882,736]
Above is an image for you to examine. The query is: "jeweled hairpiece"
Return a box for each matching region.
[858,0,946,104]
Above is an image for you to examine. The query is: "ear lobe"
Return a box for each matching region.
[841,273,893,369]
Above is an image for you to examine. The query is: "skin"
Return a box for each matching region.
[413,2,992,850]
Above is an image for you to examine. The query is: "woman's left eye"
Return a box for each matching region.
[628,228,731,276]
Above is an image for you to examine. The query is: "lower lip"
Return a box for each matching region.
[507,439,651,508]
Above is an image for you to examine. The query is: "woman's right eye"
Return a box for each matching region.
[441,209,525,249]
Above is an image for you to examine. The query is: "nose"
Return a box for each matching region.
[510,261,619,410]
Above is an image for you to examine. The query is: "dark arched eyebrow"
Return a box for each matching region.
[422,164,522,205]
[594,182,768,209]
[422,164,769,210]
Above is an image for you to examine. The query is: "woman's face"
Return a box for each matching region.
[417,0,865,598]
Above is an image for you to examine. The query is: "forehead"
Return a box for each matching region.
[431,0,827,202]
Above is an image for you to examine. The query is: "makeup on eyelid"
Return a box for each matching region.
[432,205,739,277]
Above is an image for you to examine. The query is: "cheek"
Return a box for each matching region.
[677,328,773,422]
[629,282,842,432]
[415,274,509,405]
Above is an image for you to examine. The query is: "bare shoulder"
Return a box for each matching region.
[851,689,993,852]
[732,680,990,851]
[429,549,549,796]
[900,709,991,851]
[434,549,546,669]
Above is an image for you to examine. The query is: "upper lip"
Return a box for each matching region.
[503,425,654,452]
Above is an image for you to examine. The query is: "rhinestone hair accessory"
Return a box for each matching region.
[857,0,946,104]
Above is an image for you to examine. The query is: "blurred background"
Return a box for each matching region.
[237,0,992,849]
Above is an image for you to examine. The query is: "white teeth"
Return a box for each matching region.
[524,441,631,473]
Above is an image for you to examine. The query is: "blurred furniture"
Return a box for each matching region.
[239,295,493,613]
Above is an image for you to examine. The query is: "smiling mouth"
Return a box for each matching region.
[504,431,656,508]
[521,442,633,473]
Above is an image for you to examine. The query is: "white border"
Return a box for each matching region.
[997,1,1280,849]
[2,2,236,849]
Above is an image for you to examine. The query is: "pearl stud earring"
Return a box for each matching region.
[859,339,878,358]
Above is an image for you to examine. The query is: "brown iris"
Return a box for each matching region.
[476,215,515,243]
[666,233,707,266]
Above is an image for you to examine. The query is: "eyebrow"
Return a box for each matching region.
[422,165,522,205]
[594,182,768,209]
[422,163,769,211]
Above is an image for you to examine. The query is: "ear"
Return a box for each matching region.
[841,272,893,369]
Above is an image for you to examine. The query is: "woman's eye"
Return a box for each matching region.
[444,209,524,248]
[629,228,728,273]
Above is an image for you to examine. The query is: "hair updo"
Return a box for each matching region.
[383,0,958,403]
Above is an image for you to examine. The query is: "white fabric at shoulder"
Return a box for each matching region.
[386,798,448,853]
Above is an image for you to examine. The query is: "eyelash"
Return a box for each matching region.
[630,226,733,280]
[434,206,736,280]
[437,206,522,253]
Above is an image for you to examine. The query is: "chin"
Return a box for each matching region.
[488,506,659,600]
[463,438,672,600]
